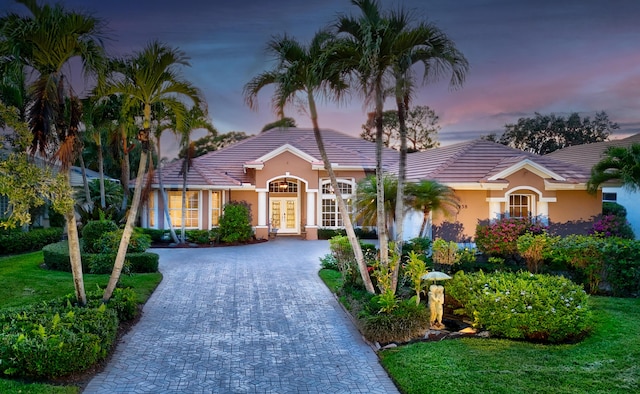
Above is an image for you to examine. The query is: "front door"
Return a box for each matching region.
[270,198,298,234]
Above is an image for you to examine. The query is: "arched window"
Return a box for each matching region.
[321,180,354,227]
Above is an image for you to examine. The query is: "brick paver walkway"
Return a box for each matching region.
[84,238,398,393]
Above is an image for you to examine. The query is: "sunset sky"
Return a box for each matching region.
[3,0,640,158]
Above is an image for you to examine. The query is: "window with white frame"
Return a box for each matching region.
[321,180,353,227]
[508,194,533,218]
[211,191,221,227]
[168,190,199,228]
[602,192,617,202]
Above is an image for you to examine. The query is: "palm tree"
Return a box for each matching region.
[388,13,468,260]
[0,0,107,305]
[587,144,640,193]
[354,174,399,237]
[101,40,201,302]
[177,105,215,243]
[405,180,460,238]
[244,30,375,293]
[336,0,396,267]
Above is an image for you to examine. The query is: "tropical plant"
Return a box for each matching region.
[100,40,202,302]
[404,179,460,238]
[244,30,375,293]
[177,105,215,243]
[587,143,640,192]
[0,0,107,305]
[404,251,428,305]
[354,174,399,237]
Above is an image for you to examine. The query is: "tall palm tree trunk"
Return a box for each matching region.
[120,125,130,211]
[156,136,179,243]
[103,129,149,302]
[78,154,92,207]
[63,171,87,305]
[392,94,408,291]
[374,80,389,267]
[181,157,187,243]
[309,94,375,293]
[97,134,106,208]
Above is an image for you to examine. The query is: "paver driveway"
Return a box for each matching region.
[84,238,399,393]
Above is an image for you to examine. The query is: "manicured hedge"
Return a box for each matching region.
[42,241,159,274]
[0,227,63,255]
[318,227,378,240]
[0,288,137,379]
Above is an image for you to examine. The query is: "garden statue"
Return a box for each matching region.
[428,284,445,329]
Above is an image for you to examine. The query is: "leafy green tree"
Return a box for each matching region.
[261,116,297,132]
[587,144,640,192]
[405,180,460,238]
[499,111,618,155]
[0,0,107,305]
[244,29,375,293]
[101,40,202,302]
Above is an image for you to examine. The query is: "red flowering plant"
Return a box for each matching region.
[475,217,547,258]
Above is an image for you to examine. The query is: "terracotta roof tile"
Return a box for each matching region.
[545,133,640,170]
[398,139,591,184]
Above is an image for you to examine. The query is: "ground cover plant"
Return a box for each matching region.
[0,251,162,391]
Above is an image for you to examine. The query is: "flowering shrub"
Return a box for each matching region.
[446,271,591,343]
[590,214,635,239]
[475,217,546,258]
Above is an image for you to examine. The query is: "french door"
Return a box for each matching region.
[270,198,298,234]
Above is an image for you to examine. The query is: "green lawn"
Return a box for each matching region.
[318,268,640,393]
[379,296,640,394]
[0,251,163,393]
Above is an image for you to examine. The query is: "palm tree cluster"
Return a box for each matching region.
[0,1,208,303]
[245,0,468,293]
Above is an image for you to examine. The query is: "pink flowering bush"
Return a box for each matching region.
[589,214,635,239]
[475,217,546,258]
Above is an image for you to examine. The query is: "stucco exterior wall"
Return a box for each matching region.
[432,189,490,241]
[548,189,602,223]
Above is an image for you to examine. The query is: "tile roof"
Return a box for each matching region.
[150,128,396,187]
[398,139,591,185]
[545,133,640,170]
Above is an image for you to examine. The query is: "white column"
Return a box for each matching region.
[258,190,267,226]
[306,190,316,227]
[488,200,502,221]
[537,201,549,225]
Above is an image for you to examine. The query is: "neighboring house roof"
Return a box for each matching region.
[545,133,640,170]
[152,128,396,188]
[69,166,119,188]
[397,139,592,187]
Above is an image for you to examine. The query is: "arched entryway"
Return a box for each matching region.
[268,178,300,234]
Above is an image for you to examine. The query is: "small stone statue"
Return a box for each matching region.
[428,284,445,329]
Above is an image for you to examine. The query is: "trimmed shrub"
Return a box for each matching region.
[185,229,213,244]
[446,271,591,343]
[0,227,63,255]
[43,241,159,274]
[600,238,640,297]
[318,227,377,240]
[0,303,118,378]
[360,298,430,344]
[94,229,151,254]
[218,201,253,243]
[603,201,627,217]
[137,227,170,243]
[549,235,604,294]
[475,217,546,258]
[55,288,139,322]
[81,220,118,253]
